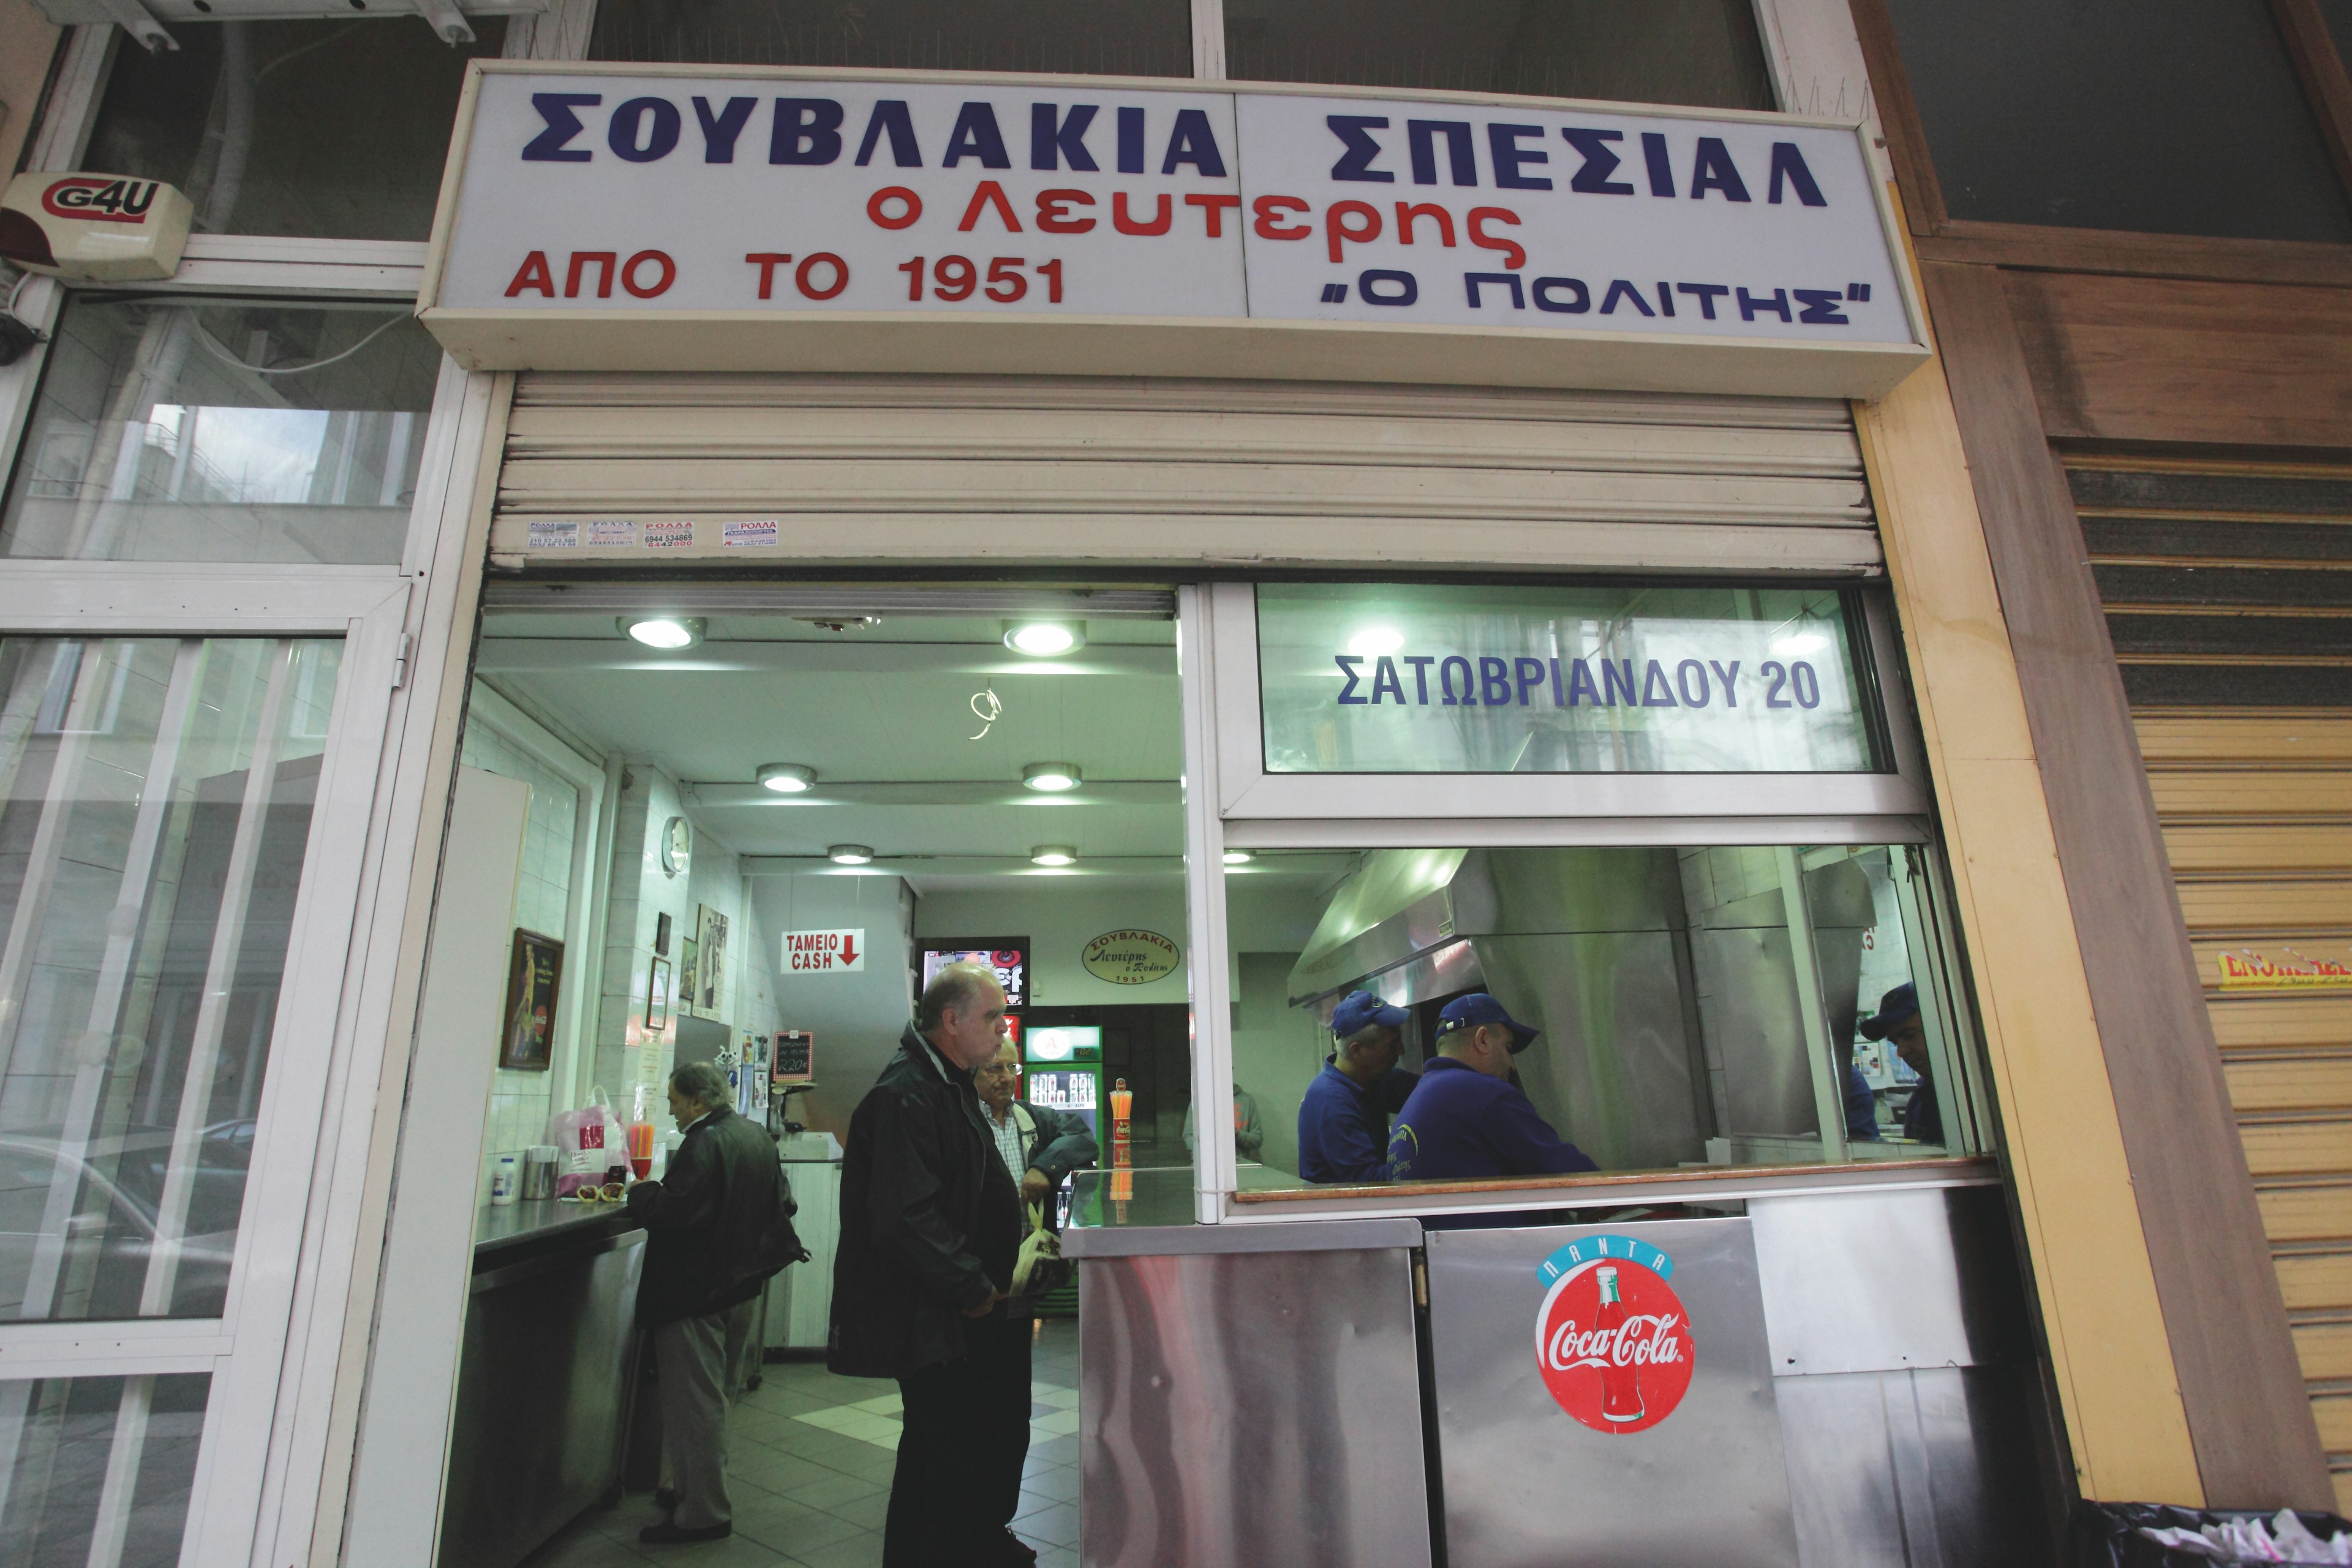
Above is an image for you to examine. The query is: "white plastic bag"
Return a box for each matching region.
[545,1085,627,1197]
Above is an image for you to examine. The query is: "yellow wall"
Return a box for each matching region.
[1853,217,2204,1503]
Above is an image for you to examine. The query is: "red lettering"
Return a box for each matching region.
[1035,189,1096,234]
[1395,202,1456,247]
[565,251,617,299]
[867,186,922,229]
[746,252,793,300]
[621,249,675,298]
[1113,191,1171,235]
[505,250,556,298]
[1467,206,1526,271]
[1185,192,1242,238]
[796,253,849,300]
[1251,195,1311,240]
[957,180,1023,233]
[1325,199,1382,263]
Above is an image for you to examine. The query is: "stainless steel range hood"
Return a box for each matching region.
[1287,846,1875,1172]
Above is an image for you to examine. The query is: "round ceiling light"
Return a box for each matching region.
[1345,625,1404,658]
[1003,620,1085,657]
[1223,849,1253,865]
[1022,762,1082,793]
[827,845,875,865]
[756,763,816,794]
[619,615,704,649]
[1031,845,1077,867]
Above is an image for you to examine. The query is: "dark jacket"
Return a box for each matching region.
[1385,1058,1599,1182]
[1000,1099,1099,1194]
[1297,1060,1417,1185]
[829,1025,1024,1379]
[626,1104,804,1327]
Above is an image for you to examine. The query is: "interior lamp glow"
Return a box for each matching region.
[619,615,704,649]
[1223,850,1253,865]
[756,764,816,794]
[1772,630,1830,657]
[827,845,875,865]
[1022,762,1082,793]
[1004,620,1085,657]
[1030,845,1077,867]
[1346,625,1404,658]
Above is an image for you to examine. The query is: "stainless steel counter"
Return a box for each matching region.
[1061,1167,1420,1257]
[439,1201,646,1568]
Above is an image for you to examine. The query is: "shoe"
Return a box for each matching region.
[653,1487,679,1511]
[638,1520,731,1544]
[990,1528,1039,1564]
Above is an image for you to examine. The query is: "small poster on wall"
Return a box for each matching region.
[678,937,699,1017]
[500,929,563,1071]
[645,956,671,1032]
[696,903,730,1019]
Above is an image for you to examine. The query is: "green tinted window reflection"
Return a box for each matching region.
[1256,583,1879,774]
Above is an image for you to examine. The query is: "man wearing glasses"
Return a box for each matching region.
[1385,994,1597,1183]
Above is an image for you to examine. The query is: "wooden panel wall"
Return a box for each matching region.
[1918,260,2335,1507]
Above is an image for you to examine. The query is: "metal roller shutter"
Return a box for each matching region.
[2082,458,2352,1509]
[489,374,1882,573]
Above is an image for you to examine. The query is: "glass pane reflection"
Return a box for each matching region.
[0,1374,209,1567]
[0,637,341,1320]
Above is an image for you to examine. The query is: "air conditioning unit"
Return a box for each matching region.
[0,173,193,282]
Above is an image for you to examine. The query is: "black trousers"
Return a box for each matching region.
[885,1311,1033,1566]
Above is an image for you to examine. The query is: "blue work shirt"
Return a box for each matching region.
[1296,1061,1417,1184]
[1385,1058,1598,1182]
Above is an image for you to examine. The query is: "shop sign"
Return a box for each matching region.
[783,928,865,973]
[1257,582,1880,774]
[2218,949,2352,990]
[1534,1234,1695,1435]
[1080,929,1180,985]
[0,172,194,282]
[420,65,1928,396]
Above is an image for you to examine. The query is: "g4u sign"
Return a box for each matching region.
[420,64,1928,396]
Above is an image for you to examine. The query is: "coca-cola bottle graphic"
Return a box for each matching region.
[1595,1265,1645,1425]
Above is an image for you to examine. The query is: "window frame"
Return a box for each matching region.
[1850,0,2352,287]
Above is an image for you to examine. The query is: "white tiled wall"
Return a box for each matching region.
[462,699,589,1201]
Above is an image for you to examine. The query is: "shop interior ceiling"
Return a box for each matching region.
[477,606,1344,896]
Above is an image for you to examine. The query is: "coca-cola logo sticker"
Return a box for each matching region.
[1533,1234,1695,1436]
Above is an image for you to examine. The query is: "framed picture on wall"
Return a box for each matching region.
[500,929,564,1071]
[679,937,700,1019]
[696,904,729,1019]
[655,911,673,957]
[646,957,672,1032]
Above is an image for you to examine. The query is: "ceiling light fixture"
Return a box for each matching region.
[1003,620,1085,657]
[1346,625,1404,658]
[1031,845,1077,867]
[1223,850,1253,865]
[619,615,705,649]
[1022,762,1082,793]
[756,763,816,794]
[827,845,875,865]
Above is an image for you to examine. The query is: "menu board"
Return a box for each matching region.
[773,1030,814,1084]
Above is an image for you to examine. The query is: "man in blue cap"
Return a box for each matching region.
[1295,990,1420,1184]
[1860,983,1940,1144]
[1386,994,1597,1182]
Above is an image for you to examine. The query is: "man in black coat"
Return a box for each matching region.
[626,1060,802,1545]
[831,963,1031,1567]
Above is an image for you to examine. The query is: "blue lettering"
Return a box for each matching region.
[1515,658,1545,706]
[1709,660,1740,706]
[1600,279,1656,317]
[691,96,755,163]
[1479,657,1512,706]
[854,100,921,167]
[1640,132,1674,196]
[1403,655,1435,704]
[1440,656,1474,706]
[1359,269,1418,306]
[1562,128,1634,194]
[771,99,844,165]
[1691,137,1751,202]
[1408,120,1477,186]
[1488,123,1551,190]
[608,96,680,163]
[522,92,600,162]
[1768,143,1827,206]
[1567,658,1600,706]
[1335,655,1366,705]
[1031,104,1099,172]
[1534,277,1589,313]
[944,102,1011,168]
[1676,660,1710,707]
[1464,272,1524,309]
[1371,657,1405,704]
[1328,115,1395,182]
[1738,287,1792,322]
[1117,106,1145,174]
[1641,660,1678,707]
[1676,282,1730,319]
[1602,660,1638,706]
[1162,109,1227,176]
[1794,288,1849,325]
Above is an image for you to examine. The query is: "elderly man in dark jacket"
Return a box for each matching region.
[626,1060,802,1545]
[831,963,1031,1567]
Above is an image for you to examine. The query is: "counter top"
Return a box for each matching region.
[474,1198,641,1262]
[1061,1167,1423,1258]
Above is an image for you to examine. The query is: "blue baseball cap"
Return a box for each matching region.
[1858,983,1921,1041]
[1436,993,1539,1054]
[1330,990,1409,1038]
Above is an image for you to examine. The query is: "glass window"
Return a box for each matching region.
[0,1374,211,1562]
[1228,842,1971,1196]
[0,636,342,1321]
[1223,0,1773,108]
[1,297,437,564]
[81,18,505,241]
[1884,0,2352,243]
[589,0,1191,75]
[1255,582,1881,775]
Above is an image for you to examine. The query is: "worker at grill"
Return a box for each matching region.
[1385,994,1597,1182]
[1296,990,1420,1184]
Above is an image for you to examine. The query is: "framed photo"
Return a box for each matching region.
[655,911,673,957]
[696,903,730,1019]
[679,937,699,1017]
[500,929,564,1071]
[918,938,1029,1008]
[646,957,673,1032]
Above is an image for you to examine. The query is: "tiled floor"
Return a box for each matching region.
[522,1317,1084,1568]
